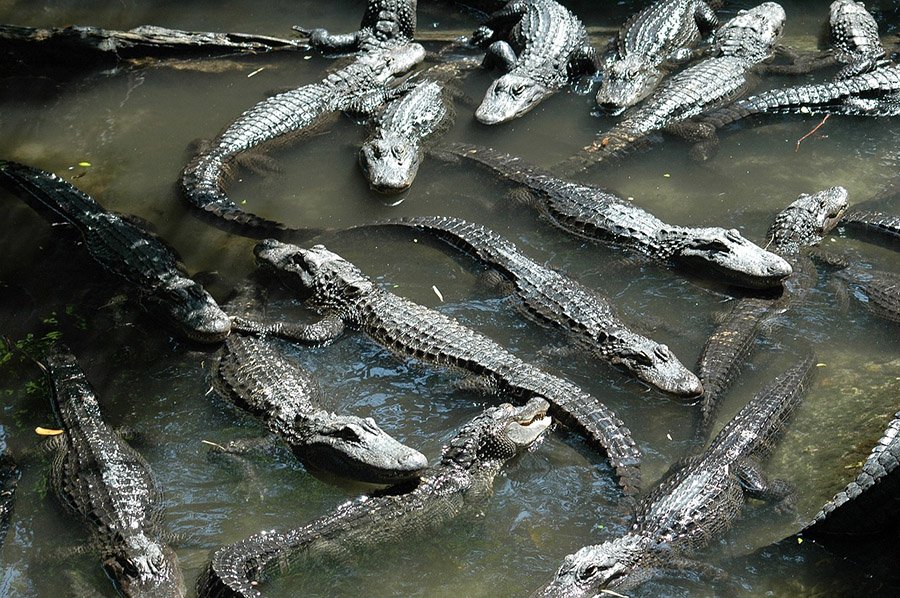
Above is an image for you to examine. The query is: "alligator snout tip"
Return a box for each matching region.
[398,450,428,471]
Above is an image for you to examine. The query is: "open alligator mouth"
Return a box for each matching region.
[506,398,552,445]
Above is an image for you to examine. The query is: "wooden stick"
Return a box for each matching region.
[795,114,830,152]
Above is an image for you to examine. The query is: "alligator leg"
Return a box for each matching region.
[481,41,518,72]
[737,457,795,513]
[292,27,360,53]
[231,314,346,345]
[694,2,720,35]
[470,2,528,48]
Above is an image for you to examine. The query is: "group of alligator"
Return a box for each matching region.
[0,0,898,596]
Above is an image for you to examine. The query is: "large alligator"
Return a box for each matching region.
[0,160,231,343]
[536,354,815,596]
[212,332,427,484]
[0,425,17,549]
[470,0,599,124]
[436,143,792,290]
[802,411,900,536]
[232,241,642,494]
[197,397,551,597]
[560,2,786,171]
[352,215,702,397]
[180,42,425,238]
[596,0,720,112]
[695,187,847,434]
[294,0,417,54]
[39,346,185,597]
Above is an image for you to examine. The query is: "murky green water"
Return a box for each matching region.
[0,1,898,596]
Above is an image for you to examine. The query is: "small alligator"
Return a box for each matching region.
[0,425,17,549]
[596,0,720,113]
[212,333,427,484]
[561,2,786,171]
[40,346,185,597]
[470,0,599,124]
[436,143,792,290]
[180,42,425,238]
[0,160,231,343]
[294,0,417,54]
[802,411,900,536]
[536,353,815,596]
[809,249,900,324]
[233,241,642,494]
[352,215,702,397]
[696,187,847,434]
[197,397,551,597]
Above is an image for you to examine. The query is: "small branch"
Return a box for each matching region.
[794,114,830,152]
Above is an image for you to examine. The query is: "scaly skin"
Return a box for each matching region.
[597,0,719,112]
[803,411,900,535]
[828,0,889,79]
[472,0,599,124]
[439,143,793,289]
[235,241,642,494]
[42,347,186,597]
[354,215,702,397]
[212,333,428,484]
[537,355,815,597]
[561,2,785,171]
[810,249,900,324]
[0,425,17,549]
[696,187,848,434]
[296,0,417,54]
[0,160,231,343]
[180,43,425,238]
[841,210,900,243]
[197,398,552,597]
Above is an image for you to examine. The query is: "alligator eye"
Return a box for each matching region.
[577,564,601,581]
[333,426,362,443]
[392,144,407,159]
[725,229,745,243]
[513,83,527,96]
[654,344,672,361]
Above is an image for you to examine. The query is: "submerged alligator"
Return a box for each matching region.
[596,0,719,112]
[212,332,428,484]
[232,241,643,493]
[295,0,417,54]
[470,0,599,124]
[436,143,792,289]
[40,346,185,597]
[352,215,702,397]
[0,425,17,549]
[841,209,900,244]
[180,42,425,237]
[561,2,786,171]
[696,187,847,433]
[0,160,231,343]
[802,411,900,536]
[537,354,815,596]
[809,249,900,324]
[197,397,551,597]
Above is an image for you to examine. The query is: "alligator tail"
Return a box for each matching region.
[553,130,643,175]
[841,210,900,243]
[0,160,106,226]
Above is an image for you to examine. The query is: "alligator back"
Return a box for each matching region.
[511,0,588,86]
[842,210,900,243]
[829,0,888,79]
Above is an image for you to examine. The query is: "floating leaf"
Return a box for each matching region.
[35,426,63,436]
[77,161,91,167]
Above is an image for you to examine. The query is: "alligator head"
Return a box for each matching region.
[535,534,653,597]
[714,2,786,62]
[596,56,660,113]
[443,398,552,471]
[767,186,849,255]
[297,412,428,484]
[359,130,421,194]
[605,329,702,398]
[104,534,186,598]
[364,42,427,84]
[149,275,232,343]
[475,73,550,125]
[666,227,793,289]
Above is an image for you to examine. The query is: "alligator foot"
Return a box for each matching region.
[482,40,517,72]
[738,458,796,514]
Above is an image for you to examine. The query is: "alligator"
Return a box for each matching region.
[232,241,642,494]
[294,0,417,54]
[841,209,900,243]
[559,2,786,172]
[351,215,702,397]
[197,397,551,597]
[809,249,900,324]
[435,142,793,290]
[0,426,17,549]
[39,346,185,597]
[695,187,848,434]
[0,160,231,343]
[469,0,599,124]
[536,353,815,597]
[180,42,425,238]
[212,332,427,484]
[802,411,900,536]
[596,0,720,113]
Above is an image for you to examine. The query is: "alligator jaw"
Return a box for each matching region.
[504,398,552,447]
[475,73,550,125]
[671,228,793,289]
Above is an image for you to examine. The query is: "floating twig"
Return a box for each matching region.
[795,114,830,152]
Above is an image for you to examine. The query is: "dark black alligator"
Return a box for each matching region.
[537,354,815,597]
[0,160,231,343]
[560,2,786,171]
[233,241,642,494]
[802,411,900,536]
[40,346,185,597]
[841,210,900,243]
[437,143,793,290]
[0,425,17,549]
[596,0,720,113]
[212,333,428,483]
[352,215,702,397]
[295,0,417,54]
[180,42,425,238]
[197,397,551,597]
[470,0,599,124]
[695,187,847,433]
[809,249,900,324]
